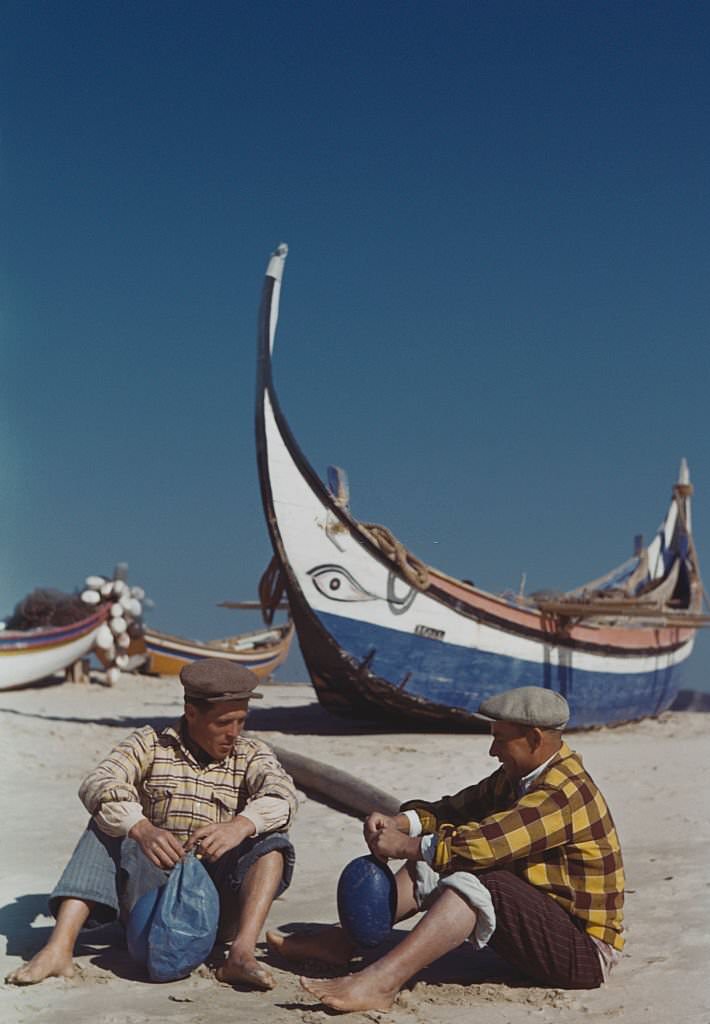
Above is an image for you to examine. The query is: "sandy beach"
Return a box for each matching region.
[1,672,708,1024]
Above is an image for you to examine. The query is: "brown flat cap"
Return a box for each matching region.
[474,686,569,729]
[179,658,264,703]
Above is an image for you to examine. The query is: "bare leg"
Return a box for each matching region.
[216,850,283,989]
[393,859,422,922]
[267,860,420,967]
[301,887,476,1012]
[266,924,355,967]
[5,898,93,986]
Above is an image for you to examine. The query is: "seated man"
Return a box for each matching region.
[268,686,624,1012]
[6,659,297,991]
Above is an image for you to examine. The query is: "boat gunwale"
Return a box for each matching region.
[0,607,108,650]
[143,622,293,658]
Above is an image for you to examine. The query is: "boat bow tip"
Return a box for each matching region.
[674,457,693,499]
[267,243,289,280]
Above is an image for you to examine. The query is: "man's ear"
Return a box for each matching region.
[184,702,196,724]
[527,727,544,751]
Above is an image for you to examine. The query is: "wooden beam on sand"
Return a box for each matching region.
[268,742,401,819]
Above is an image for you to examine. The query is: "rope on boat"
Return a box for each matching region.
[258,556,288,625]
[357,522,431,590]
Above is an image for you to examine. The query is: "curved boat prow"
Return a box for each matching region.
[254,247,705,729]
[264,243,288,356]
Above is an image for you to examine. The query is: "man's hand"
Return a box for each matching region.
[368,823,421,862]
[363,811,410,846]
[185,815,256,863]
[128,818,185,869]
[363,811,418,861]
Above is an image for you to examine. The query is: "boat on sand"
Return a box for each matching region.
[254,244,708,729]
[0,609,109,691]
[138,621,294,678]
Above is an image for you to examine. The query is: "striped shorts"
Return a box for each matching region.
[478,869,604,990]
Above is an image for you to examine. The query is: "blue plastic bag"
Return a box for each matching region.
[127,853,220,982]
[126,883,162,966]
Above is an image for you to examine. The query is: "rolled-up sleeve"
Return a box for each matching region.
[240,795,292,835]
[91,799,146,837]
[78,726,156,834]
[244,740,298,830]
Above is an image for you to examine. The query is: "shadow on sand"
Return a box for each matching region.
[262,921,526,992]
[0,896,127,965]
[0,700,486,737]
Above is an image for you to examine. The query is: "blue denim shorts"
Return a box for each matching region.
[49,820,295,927]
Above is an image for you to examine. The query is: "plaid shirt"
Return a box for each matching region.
[79,721,298,847]
[401,743,625,950]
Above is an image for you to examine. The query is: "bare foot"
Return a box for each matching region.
[300,973,397,1012]
[5,945,75,986]
[266,926,354,967]
[216,955,275,990]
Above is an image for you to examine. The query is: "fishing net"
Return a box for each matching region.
[5,588,90,630]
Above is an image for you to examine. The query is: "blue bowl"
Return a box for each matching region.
[336,855,396,948]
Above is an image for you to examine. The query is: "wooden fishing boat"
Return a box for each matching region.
[255,244,709,729]
[137,621,294,678]
[0,608,109,691]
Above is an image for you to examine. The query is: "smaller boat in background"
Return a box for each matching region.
[0,608,109,691]
[92,561,294,680]
[138,621,294,678]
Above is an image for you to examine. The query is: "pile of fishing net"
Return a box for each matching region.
[5,588,90,629]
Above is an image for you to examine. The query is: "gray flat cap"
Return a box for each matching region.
[474,686,569,729]
[180,658,263,703]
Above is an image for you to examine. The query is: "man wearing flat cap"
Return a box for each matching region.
[270,685,625,1013]
[7,659,297,991]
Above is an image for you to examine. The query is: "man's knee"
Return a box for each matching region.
[213,834,295,903]
[254,848,285,867]
[478,869,519,906]
[243,848,285,882]
[242,836,295,897]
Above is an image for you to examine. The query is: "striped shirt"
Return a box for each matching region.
[400,742,625,951]
[79,721,298,846]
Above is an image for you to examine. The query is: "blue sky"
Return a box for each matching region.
[2,2,709,690]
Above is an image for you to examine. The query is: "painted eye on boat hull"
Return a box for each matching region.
[308,565,377,603]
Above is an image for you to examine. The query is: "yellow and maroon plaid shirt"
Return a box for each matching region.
[401,742,625,950]
[79,722,298,847]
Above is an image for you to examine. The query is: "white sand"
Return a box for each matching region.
[1,673,709,1024]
